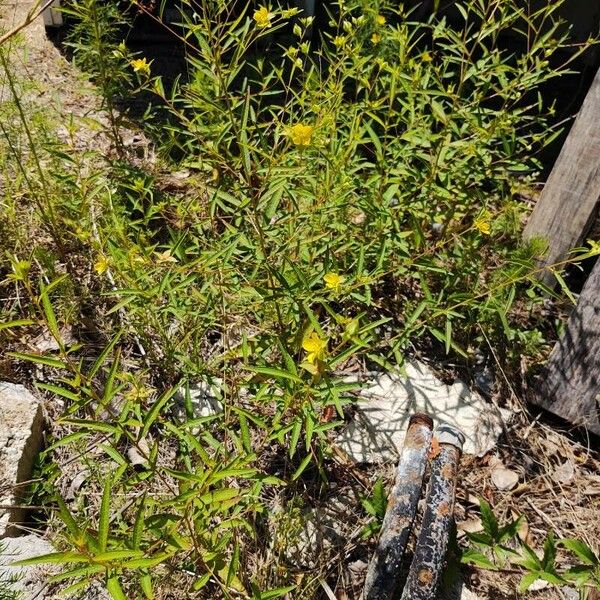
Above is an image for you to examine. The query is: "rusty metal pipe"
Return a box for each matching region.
[363,413,434,600]
[399,424,465,600]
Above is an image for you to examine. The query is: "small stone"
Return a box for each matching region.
[559,586,580,600]
[528,579,549,591]
[438,578,484,600]
[126,436,151,469]
[461,589,484,600]
[457,517,483,535]
[554,460,576,485]
[347,559,368,575]
[0,382,44,537]
[490,467,519,491]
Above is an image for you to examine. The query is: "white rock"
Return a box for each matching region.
[528,579,549,591]
[172,380,223,435]
[335,362,509,462]
[173,380,223,420]
[0,382,44,537]
[490,467,520,491]
[0,534,55,596]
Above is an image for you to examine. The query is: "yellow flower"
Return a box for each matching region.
[130,58,151,75]
[253,6,273,28]
[371,33,381,44]
[376,14,386,25]
[323,271,345,292]
[288,123,314,147]
[421,51,433,62]
[474,219,491,235]
[302,332,327,364]
[333,35,347,48]
[94,255,110,275]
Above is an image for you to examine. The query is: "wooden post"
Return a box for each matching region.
[532,257,600,435]
[523,67,600,286]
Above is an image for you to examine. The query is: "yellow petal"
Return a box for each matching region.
[288,123,314,146]
[474,219,491,235]
[323,272,345,290]
[253,6,272,28]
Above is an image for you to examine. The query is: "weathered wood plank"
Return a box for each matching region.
[532,258,600,435]
[523,67,600,286]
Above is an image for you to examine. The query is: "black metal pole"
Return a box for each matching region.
[399,424,465,600]
[363,413,434,600]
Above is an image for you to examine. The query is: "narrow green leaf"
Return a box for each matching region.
[98,478,111,552]
[445,318,452,355]
[107,573,127,600]
[560,538,598,566]
[8,351,66,369]
[59,419,120,434]
[88,332,122,379]
[56,495,80,538]
[554,271,577,305]
[261,586,296,599]
[58,578,91,596]
[94,550,145,563]
[49,564,105,582]
[227,543,240,586]
[291,453,312,481]
[289,418,302,458]
[519,571,540,592]
[132,496,146,550]
[0,318,35,330]
[40,282,61,345]
[140,571,154,599]
[239,414,251,453]
[101,348,121,409]
[140,387,177,439]
[460,549,498,571]
[122,554,172,569]
[13,552,88,566]
[192,572,211,590]
[479,499,499,540]
[36,383,80,402]
[247,366,303,384]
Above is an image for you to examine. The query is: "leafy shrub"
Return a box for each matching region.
[1,0,598,597]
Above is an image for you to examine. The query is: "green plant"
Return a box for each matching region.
[360,478,388,538]
[60,0,134,151]
[560,539,600,598]
[1,0,599,597]
[461,498,523,569]
[462,500,600,598]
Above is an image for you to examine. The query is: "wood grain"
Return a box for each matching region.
[532,258,600,435]
[523,67,600,286]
